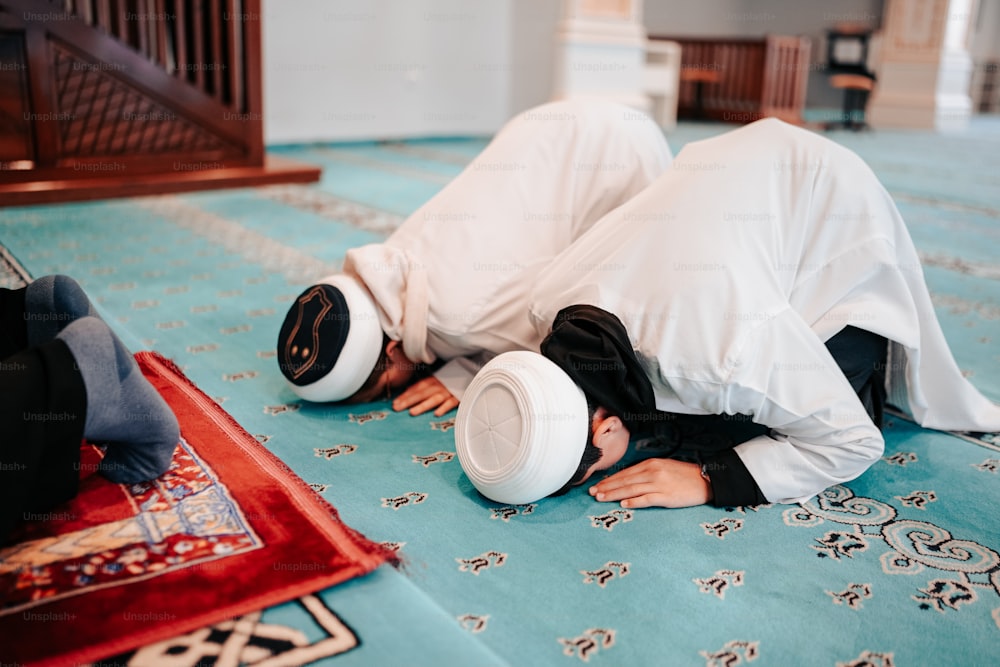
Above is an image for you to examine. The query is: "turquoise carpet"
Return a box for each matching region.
[2,118,999,666]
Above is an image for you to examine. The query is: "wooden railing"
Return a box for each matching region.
[650,35,811,125]
[62,0,249,111]
[0,0,318,205]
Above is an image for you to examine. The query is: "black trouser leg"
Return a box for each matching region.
[0,286,29,358]
[1,312,86,544]
[824,325,888,428]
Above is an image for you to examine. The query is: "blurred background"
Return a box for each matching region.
[2,0,998,202]
[261,0,1000,143]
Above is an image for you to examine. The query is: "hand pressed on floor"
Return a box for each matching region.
[392,375,459,417]
[589,459,712,509]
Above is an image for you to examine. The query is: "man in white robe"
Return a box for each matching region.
[470,117,1000,508]
[276,100,673,415]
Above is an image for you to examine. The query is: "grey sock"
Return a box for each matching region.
[57,317,179,483]
[24,275,97,346]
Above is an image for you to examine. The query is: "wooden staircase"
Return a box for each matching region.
[0,0,319,205]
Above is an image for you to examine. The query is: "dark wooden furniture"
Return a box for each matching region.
[679,66,721,119]
[979,61,999,113]
[826,73,875,131]
[822,25,877,131]
[649,34,811,125]
[0,0,319,205]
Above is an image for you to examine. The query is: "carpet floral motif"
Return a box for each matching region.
[1,440,262,614]
[785,484,1000,616]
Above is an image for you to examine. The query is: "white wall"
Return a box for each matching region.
[263,0,1000,143]
[262,0,513,144]
[261,0,999,144]
[970,0,1000,61]
[508,0,562,117]
[643,0,883,38]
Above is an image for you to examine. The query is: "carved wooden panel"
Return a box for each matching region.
[0,0,318,205]
[51,41,231,157]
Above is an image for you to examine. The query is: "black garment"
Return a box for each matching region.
[540,305,670,434]
[541,305,888,508]
[0,287,86,543]
[0,284,29,355]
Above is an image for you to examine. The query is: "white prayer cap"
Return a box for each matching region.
[277,274,383,402]
[455,350,589,504]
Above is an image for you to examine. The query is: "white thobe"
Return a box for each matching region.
[342,100,673,398]
[529,117,1000,504]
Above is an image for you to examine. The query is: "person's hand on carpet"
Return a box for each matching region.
[392,376,459,417]
[588,459,712,508]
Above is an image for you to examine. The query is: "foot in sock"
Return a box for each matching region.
[24,274,97,346]
[57,316,179,484]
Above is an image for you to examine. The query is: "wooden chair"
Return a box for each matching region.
[827,73,876,131]
[822,25,877,131]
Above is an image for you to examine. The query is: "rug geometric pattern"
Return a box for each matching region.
[2,438,264,615]
[99,595,361,667]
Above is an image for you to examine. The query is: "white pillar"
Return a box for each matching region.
[550,0,651,111]
[868,0,978,131]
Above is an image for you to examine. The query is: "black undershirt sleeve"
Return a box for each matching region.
[702,448,768,508]
[540,307,886,508]
[540,303,789,508]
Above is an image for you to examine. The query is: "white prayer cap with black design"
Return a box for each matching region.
[276,274,383,402]
[455,351,589,504]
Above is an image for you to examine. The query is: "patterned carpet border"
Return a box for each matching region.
[0,351,393,666]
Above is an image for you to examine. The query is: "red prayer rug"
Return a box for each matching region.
[0,352,393,667]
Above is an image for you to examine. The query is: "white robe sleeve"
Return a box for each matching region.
[432,354,493,402]
[720,309,885,504]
